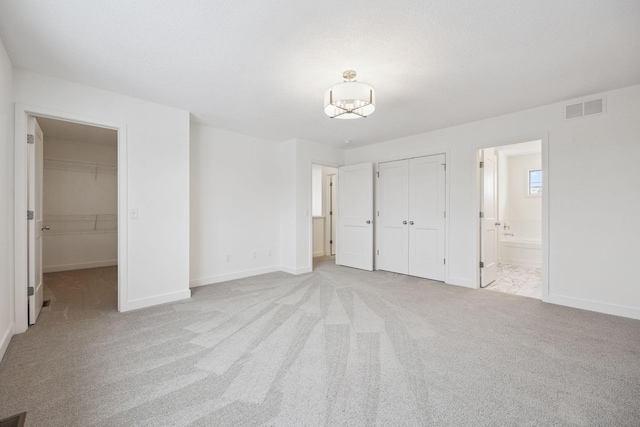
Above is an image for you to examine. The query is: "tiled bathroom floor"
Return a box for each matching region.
[485,263,541,299]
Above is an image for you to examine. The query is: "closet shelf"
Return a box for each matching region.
[43,214,117,235]
[44,158,117,176]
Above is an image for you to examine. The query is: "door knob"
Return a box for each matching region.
[409,221,414,225]
[403,220,407,225]
[41,226,50,231]
[366,220,371,224]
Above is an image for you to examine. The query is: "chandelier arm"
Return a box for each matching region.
[330,109,368,119]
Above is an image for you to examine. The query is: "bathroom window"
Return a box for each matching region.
[528,170,542,195]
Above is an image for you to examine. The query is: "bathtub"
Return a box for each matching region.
[499,236,541,268]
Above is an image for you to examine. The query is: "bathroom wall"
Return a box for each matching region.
[500,153,542,240]
[42,136,118,272]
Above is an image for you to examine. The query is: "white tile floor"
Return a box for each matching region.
[485,263,541,299]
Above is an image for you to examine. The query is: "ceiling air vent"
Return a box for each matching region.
[565,97,606,120]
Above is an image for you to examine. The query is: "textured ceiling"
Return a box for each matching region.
[1,0,639,148]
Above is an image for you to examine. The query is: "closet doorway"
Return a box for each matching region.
[28,116,118,324]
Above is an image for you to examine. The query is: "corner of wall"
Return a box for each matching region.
[0,35,15,361]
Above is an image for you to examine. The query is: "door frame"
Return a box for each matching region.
[473,134,549,302]
[308,161,340,271]
[374,149,450,283]
[13,103,128,333]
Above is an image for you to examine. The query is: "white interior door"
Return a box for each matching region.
[408,154,446,280]
[28,116,44,324]
[480,148,498,287]
[336,163,373,271]
[377,160,409,274]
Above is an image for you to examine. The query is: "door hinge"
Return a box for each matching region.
[376,172,379,178]
[377,211,380,217]
[444,258,446,265]
[377,250,379,255]
[479,261,484,268]
[329,211,333,215]
[479,161,484,168]
[27,210,34,220]
[27,134,34,145]
[442,163,446,171]
[444,211,446,218]
[330,240,333,244]
[330,182,333,187]
[28,286,34,296]
[479,211,484,218]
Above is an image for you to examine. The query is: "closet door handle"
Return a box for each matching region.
[409,221,414,225]
[402,220,407,225]
[366,220,371,224]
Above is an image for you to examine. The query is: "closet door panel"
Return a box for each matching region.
[408,154,446,280]
[377,160,409,274]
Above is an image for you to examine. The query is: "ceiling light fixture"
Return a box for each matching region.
[324,70,375,119]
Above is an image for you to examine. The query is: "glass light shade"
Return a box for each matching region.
[324,81,376,119]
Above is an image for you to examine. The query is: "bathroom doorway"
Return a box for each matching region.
[478,140,543,299]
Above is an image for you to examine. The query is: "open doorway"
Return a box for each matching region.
[311,164,338,270]
[28,116,118,324]
[479,140,543,299]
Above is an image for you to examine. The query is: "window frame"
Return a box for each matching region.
[526,168,542,197]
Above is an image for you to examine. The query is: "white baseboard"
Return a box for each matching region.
[190,265,281,288]
[499,257,541,268]
[548,293,640,320]
[280,265,312,275]
[43,259,117,273]
[313,251,325,258]
[121,289,191,312]
[0,324,13,363]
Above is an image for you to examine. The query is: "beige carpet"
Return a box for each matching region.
[1,258,639,426]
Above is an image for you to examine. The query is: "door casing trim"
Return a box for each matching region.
[13,103,128,333]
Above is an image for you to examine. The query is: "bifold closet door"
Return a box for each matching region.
[408,154,446,280]
[377,160,409,274]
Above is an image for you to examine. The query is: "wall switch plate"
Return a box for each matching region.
[129,208,138,219]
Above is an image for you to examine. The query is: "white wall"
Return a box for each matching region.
[501,153,542,240]
[0,36,15,361]
[190,124,281,286]
[497,150,509,223]
[42,137,118,272]
[346,84,640,319]
[312,218,325,257]
[280,139,343,274]
[13,69,191,313]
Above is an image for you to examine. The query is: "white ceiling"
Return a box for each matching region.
[1,1,639,149]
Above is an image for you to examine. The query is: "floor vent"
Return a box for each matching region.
[0,412,26,427]
[565,97,606,120]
